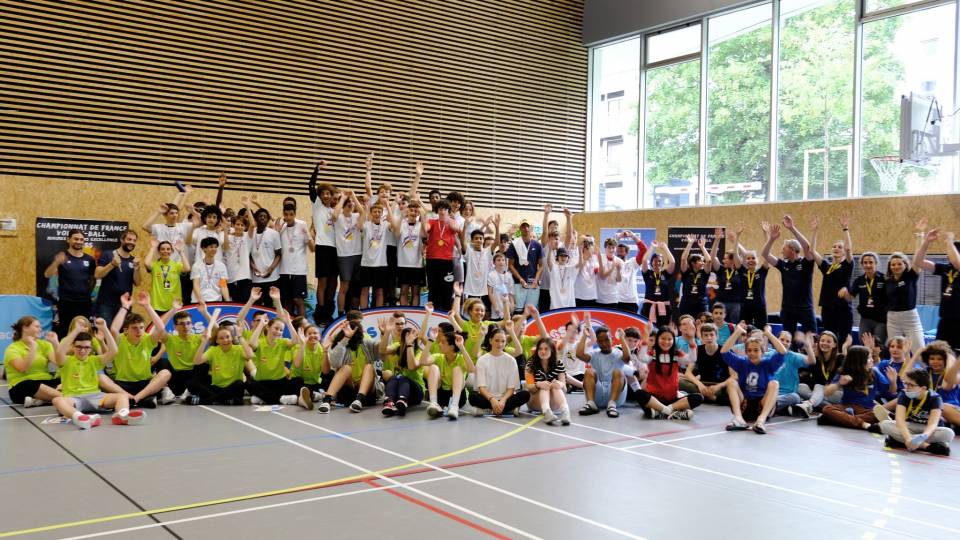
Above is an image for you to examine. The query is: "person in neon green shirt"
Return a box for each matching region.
[319,318,378,413]
[286,325,326,411]
[144,238,191,314]
[451,286,494,360]
[154,301,203,400]
[421,330,476,420]
[51,318,145,429]
[379,319,425,417]
[246,286,301,405]
[187,308,255,405]
[108,291,172,408]
[4,316,61,407]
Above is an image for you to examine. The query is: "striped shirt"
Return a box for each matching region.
[529,358,566,382]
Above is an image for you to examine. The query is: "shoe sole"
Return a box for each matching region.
[300,388,314,411]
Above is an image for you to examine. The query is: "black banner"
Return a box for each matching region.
[36,217,129,299]
[666,226,726,273]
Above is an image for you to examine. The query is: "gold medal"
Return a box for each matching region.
[438,239,445,247]
[371,240,380,249]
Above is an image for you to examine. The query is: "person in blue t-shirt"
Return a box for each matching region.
[882,341,960,429]
[576,318,626,418]
[720,323,788,434]
[878,368,954,455]
[94,229,142,324]
[818,346,886,432]
[43,229,99,337]
[773,331,817,418]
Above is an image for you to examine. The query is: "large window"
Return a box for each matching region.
[644,25,702,208]
[860,2,957,196]
[777,0,856,201]
[588,38,640,210]
[706,4,773,205]
[586,0,959,207]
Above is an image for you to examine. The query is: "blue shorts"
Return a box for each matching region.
[513,284,540,313]
[594,379,627,408]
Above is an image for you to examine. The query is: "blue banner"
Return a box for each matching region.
[151,302,288,338]
[0,296,54,364]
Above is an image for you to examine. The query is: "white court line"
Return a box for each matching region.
[564,417,960,514]
[58,476,453,540]
[275,411,649,540]
[202,406,543,540]
[487,417,960,535]
[0,413,57,421]
[620,417,808,448]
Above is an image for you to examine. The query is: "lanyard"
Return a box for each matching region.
[826,261,841,275]
[746,269,756,289]
[865,276,874,296]
[159,263,172,282]
[692,271,701,285]
[725,268,734,283]
[947,270,957,286]
[654,272,661,287]
[820,357,831,380]
[906,393,928,418]
[930,371,943,390]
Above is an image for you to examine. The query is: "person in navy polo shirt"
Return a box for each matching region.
[760,215,817,335]
[94,229,141,324]
[44,229,98,337]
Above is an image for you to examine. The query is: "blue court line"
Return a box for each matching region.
[0,419,436,478]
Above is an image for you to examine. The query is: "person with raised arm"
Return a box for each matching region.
[914,227,960,349]
[712,227,744,324]
[224,212,252,305]
[142,188,196,303]
[544,234,579,310]
[153,300,201,401]
[52,317,144,428]
[308,160,340,325]
[191,236,230,303]
[4,317,62,406]
[45,229,98,337]
[190,204,229,267]
[245,287,301,405]
[144,239,190,315]
[318,315,378,413]
[462,214,499,310]
[356,193,391,309]
[420,331,476,420]
[287,324,327,410]
[249,207,282,308]
[760,215,817,334]
[720,323,788,434]
[678,233,715,318]
[108,292,173,407]
[817,345,888,433]
[640,239,675,327]
[872,219,927,355]
[614,230,648,315]
[595,238,622,309]
[392,195,427,306]
[810,214,854,344]
[576,315,627,418]
[738,223,770,328]
[94,229,141,324]
[187,308,253,405]
[574,235,600,308]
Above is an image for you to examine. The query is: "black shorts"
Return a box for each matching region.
[743,396,764,422]
[338,255,362,282]
[114,379,151,396]
[251,280,279,306]
[8,378,61,404]
[397,266,425,286]
[315,245,339,278]
[334,384,378,406]
[280,274,308,300]
[358,265,389,289]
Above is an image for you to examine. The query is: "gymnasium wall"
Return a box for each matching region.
[0,0,587,211]
[0,174,540,296]
[573,193,960,313]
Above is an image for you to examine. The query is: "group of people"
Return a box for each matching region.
[10,155,959,455]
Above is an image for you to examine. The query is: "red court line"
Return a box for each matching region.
[364,479,512,540]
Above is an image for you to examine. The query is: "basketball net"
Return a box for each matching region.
[869,156,904,193]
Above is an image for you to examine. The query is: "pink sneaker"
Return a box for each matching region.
[112,410,146,426]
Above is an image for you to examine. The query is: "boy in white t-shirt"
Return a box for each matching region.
[545,244,578,310]
[334,190,364,315]
[596,238,623,308]
[487,252,514,321]
[463,214,500,307]
[191,237,230,302]
[390,200,427,306]
[358,201,390,308]
[279,203,315,317]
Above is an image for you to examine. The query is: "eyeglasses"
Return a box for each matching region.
[74,345,92,351]
[902,382,922,390]
[175,321,191,326]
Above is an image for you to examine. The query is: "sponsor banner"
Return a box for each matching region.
[321,307,451,342]
[0,295,54,361]
[36,217,129,300]
[149,302,287,338]
[524,307,650,342]
[599,228,656,297]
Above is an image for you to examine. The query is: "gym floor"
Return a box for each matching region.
[2,385,958,540]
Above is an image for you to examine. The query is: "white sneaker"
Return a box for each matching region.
[667,409,694,420]
[873,404,891,422]
[159,387,176,405]
[796,402,813,419]
[560,408,571,426]
[279,395,298,406]
[318,401,331,413]
[349,399,363,412]
[250,396,264,405]
[426,401,443,419]
[179,390,191,401]
[447,405,459,420]
[299,387,314,410]
[23,396,45,408]
[543,408,559,426]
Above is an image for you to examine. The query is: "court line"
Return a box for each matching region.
[488,417,960,535]
[203,407,543,540]
[274,410,649,540]
[562,418,960,514]
[619,417,808,448]
[364,479,511,540]
[0,413,58,421]
[58,476,453,540]
[0,409,542,538]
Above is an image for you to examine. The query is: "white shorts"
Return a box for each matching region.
[66,393,107,413]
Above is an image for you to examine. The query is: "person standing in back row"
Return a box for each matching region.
[761,215,817,335]
[94,229,141,324]
[507,220,543,315]
[810,214,854,344]
[45,229,98,337]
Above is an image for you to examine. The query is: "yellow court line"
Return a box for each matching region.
[0,415,542,538]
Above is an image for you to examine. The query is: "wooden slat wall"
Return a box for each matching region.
[0,0,588,210]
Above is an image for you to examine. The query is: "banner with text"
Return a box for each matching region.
[35,217,129,300]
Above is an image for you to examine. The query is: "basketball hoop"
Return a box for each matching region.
[869,155,905,193]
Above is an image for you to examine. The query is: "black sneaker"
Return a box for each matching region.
[381,401,396,417]
[185,395,201,406]
[884,436,906,449]
[229,397,245,406]
[866,423,882,434]
[395,399,408,417]
[924,442,951,456]
[137,396,157,409]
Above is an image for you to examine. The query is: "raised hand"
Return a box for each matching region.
[317,159,327,169]
[424,302,434,315]
[685,234,696,244]
[839,374,853,385]
[735,221,745,237]
[563,207,572,218]
[136,291,151,306]
[760,221,770,234]
[697,236,707,249]
[269,286,281,300]
[342,323,357,338]
[526,304,540,317]
[543,203,553,215]
[714,227,723,239]
[415,161,425,177]
[94,317,108,330]
[171,299,183,311]
[120,292,133,309]
[453,281,463,296]
[365,152,375,170]
[218,172,227,187]
[839,214,850,229]
[250,287,262,302]
[783,215,795,230]
[615,327,626,343]
[504,318,515,332]
[915,217,928,232]
[174,239,185,252]
[45,331,59,342]
[925,228,939,242]
[860,332,874,351]
[768,224,781,240]
[810,215,821,231]
[885,365,898,382]
[454,334,465,349]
